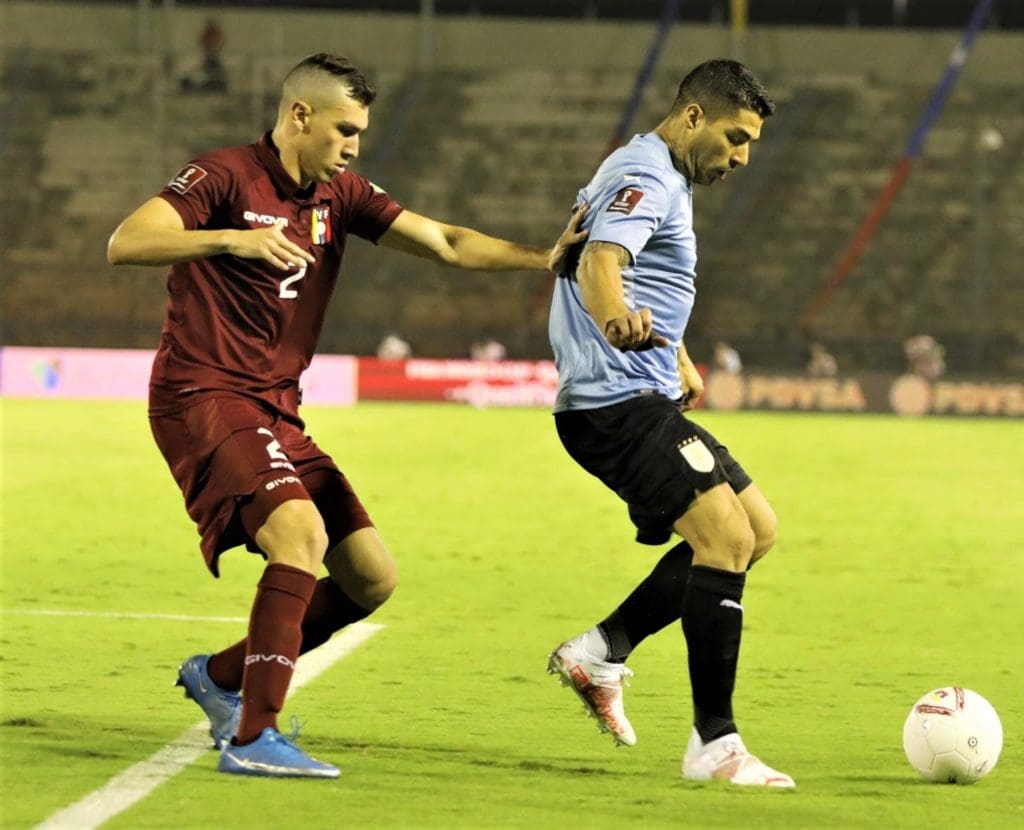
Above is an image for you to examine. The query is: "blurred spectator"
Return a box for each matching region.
[903,334,946,380]
[806,342,838,377]
[713,341,742,373]
[376,333,412,360]
[470,339,507,361]
[181,19,229,93]
[1004,335,1024,376]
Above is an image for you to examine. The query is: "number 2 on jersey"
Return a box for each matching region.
[279,260,309,299]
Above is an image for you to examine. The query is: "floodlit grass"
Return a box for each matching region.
[2,399,1022,828]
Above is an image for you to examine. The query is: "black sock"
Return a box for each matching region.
[681,565,746,743]
[597,541,694,662]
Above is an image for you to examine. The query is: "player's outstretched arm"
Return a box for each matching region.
[577,241,671,352]
[107,197,314,270]
[378,208,585,274]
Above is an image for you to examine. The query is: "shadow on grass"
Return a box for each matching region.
[315,737,621,776]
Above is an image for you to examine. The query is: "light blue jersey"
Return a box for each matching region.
[549,132,696,412]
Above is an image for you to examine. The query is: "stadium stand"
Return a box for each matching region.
[2,48,1021,373]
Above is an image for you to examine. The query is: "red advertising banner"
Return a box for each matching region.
[357,358,560,407]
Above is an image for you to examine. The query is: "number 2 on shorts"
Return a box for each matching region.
[257,427,289,462]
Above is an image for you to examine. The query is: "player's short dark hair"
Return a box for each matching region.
[285,53,376,106]
[672,59,774,120]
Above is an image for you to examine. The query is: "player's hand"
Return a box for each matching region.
[678,358,704,411]
[547,203,589,274]
[603,308,671,352]
[225,226,316,271]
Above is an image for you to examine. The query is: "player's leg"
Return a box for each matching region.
[548,539,691,747]
[153,401,250,749]
[595,445,776,665]
[201,528,395,681]
[581,484,773,679]
[232,497,325,744]
[302,466,397,651]
[218,471,393,778]
[216,489,339,777]
[674,481,753,740]
[324,528,397,608]
[606,481,775,646]
[204,467,397,688]
[738,483,777,565]
[549,405,761,746]
[186,423,327,746]
[577,488,773,667]
[675,483,793,786]
[579,485,775,671]
[307,527,397,641]
[548,398,690,746]
[688,418,777,568]
[572,411,772,660]
[594,539,695,662]
[152,400,339,776]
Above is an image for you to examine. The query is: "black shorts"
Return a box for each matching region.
[554,394,753,545]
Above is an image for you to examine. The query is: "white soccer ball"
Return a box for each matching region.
[902,687,1003,784]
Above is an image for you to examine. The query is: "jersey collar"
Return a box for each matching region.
[641,132,692,192]
[255,131,323,204]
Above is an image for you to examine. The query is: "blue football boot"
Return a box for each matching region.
[176,654,242,749]
[218,727,340,778]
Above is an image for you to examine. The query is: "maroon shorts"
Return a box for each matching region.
[150,395,373,576]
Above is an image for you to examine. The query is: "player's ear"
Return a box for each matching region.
[684,103,704,131]
[291,100,313,132]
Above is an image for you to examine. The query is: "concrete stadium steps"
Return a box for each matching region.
[3,53,1021,370]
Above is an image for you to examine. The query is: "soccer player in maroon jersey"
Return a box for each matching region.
[107,53,585,778]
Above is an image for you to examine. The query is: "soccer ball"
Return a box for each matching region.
[902,687,1003,784]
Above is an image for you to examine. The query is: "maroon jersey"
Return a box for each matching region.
[149,132,403,417]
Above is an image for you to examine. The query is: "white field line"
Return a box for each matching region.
[1,608,248,623]
[34,622,385,830]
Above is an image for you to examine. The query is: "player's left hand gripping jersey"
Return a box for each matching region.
[549,132,697,412]
[149,132,403,417]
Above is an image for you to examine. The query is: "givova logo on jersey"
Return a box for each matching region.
[311,206,331,245]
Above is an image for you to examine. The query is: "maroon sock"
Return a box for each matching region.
[208,577,372,692]
[234,563,316,745]
[207,639,246,693]
[300,577,372,653]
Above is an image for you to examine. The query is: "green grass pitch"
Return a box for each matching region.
[1,399,1022,828]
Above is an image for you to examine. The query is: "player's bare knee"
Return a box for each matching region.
[676,486,755,571]
[739,486,777,565]
[324,532,398,610]
[326,566,396,612]
[751,520,777,563]
[691,520,754,572]
[750,541,773,565]
[362,564,398,609]
[722,521,756,570]
[348,556,398,609]
[258,499,329,572]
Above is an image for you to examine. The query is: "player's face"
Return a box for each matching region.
[299,86,369,184]
[688,107,764,186]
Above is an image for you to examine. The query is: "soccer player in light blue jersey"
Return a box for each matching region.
[546,59,794,787]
